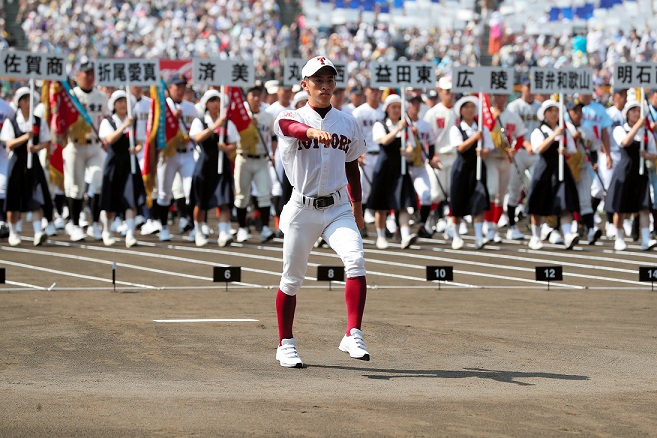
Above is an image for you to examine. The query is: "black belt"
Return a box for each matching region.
[367,151,379,155]
[242,153,268,159]
[303,194,335,209]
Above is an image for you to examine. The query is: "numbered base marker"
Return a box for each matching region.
[0,267,5,284]
[638,267,657,291]
[317,266,345,291]
[535,266,563,290]
[213,266,242,290]
[426,266,453,290]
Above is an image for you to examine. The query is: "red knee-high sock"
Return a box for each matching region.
[494,204,504,223]
[345,276,367,335]
[484,203,495,223]
[276,289,296,344]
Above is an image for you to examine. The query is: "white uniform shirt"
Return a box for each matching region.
[98,114,130,140]
[133,96,152,162]
[372,119,402,144]
[274,105,367,197]
[70,87,108,145]
[189,115,240,145]
[423,103,457,155]
[0,98,15,196]
[245,102,274,155]
[266,101,293,121]
[530,124,577,154]
[613,123,657,154]
[448,121,494,153]
[409,118,436,157]
[166,98,197,152]
[506,98,542,135]
[567,122,601,152]
[606,105,624,152]
[337,105,353,117]
[1,111,51,146]
[352,103,384,154]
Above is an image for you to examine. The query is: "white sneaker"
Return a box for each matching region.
[179,217,190,233]
[135,215,145,228]
[641,239,657,251]
[140,219,162,236]
[435,218,447,233]
[54,217,66,230]
[276,338,303,368]
[493,232,503,243]
[110,217,122,233]
[260,225,274,243]
[78,212,89,229]
[70,226,86,242]
[549,230,564,245]
[201,222,212,236]
[339,328,370,361]
[564,232,579,250]
[386,215,398,234]
[102,231,116,246]
[459,221,468,235]
[528,235,543,250]
[87,222,102,240]
[497,213,509,229]
[401,234,417,249]
[33,232,46,246]
[614,239,627,251]
[623,219,633,238]
[452,235,464,250]
[159,228,171,242]
[605,222,616,239]
[195,230,208,247]
[375,236,388,249]
[45,223,57,237]
[364,209,375,224]
[540,224,553,241]
[587,228,602,245]
[8,234,21,246]
[236,227,250,243]
[506,225,525,240]
[474,238,489,250]
[125,234,137,248]
[444,224,454,239]
[217,231,232,247]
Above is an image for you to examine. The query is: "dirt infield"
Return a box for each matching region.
[1,230,656,436]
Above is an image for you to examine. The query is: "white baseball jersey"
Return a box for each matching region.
[133,95,152,162]
[423,103,457,155]
[69,87,108,144]
[266,101,293,120]
[274,104,368,198]
[606,105,624,152]
[0,98,15,198]
[409,118,436,157]
[506,98,542,135]
[166,98,197,152]
[245,102,275,156]
[337,105,354,117]
[352,103,384,154]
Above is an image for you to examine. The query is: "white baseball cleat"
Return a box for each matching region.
[217,231,233,247]
[375,236,388,249]
[276,338,304,368]
[125,234,138,248]
[159,228,171,242]
[451,235,464,250]
[400,234,417,249]
[548,230,564,245]
[140,219,161,236]
[236,227,250,243]
[506,225,525,240]
[528,235,543,250]
[195,230,208,247]
[564,232,579,250]
[614,239,627,251]
[33,232,46,247]
[102,231,116,246]
[587,227,602,245]
[339,328,370,361]
[87,222,102,241]
[641,239,657,251]
[8,234,21,247]
[474,238,489,250]
[69,226,86,242]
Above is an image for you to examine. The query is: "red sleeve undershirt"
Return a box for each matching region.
[279,119,362,202]
[514,135,525,151]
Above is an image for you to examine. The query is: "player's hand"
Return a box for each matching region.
[472,130,483,142]
[491,106,501,119]
[307,128,332,146]
[430,156,441,169]
[352,201,365,230]
[123,117,134,129]
[129,146,137,155]
[174,109,182,119]
[506,147,516,158]
[606,154,613,169]
[27,143,39,153]
[554,126,565,137]
[398,119,408,130]
[572,130,581,141]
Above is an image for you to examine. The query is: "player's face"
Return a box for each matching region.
[407,100,421,118]
[439,88,454,107]
[331,88,345,107]
[130,86,143,99]
[17,95,30,112]
[544,106,559,125]
[613,90,627,109]
[578,94,592,105]
[246,91,261,112]
[302,74,336,108]
[350,92,365,107]
[278,88,293,105]
[568,106,583,125]
[649,92,657,106]
[77,70,95,89]
[493,94,508,109]
[168,83,186,102]
[365,88,382,107]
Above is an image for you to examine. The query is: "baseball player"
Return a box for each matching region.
[64,57,109,242]
[602,88,627,238]
[273,56,369,368]
[152,74,197,241]
[97,90,146,248]
[1,87,51,246]
[0,90,16,239]
[330,87,352,117]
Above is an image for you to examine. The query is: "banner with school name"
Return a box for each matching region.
[613,63,657,89]
[0,50,67,81]
[193,59,254,87]
[369,61,436,89]
[95,59,160,86]
[451,67,514,94]
[283,58,349,88]
[529,68,593,94]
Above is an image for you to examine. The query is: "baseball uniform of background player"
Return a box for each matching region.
[64,59,109,242]
[272,56,369,368]
[0,96,16,234]
[352,93,384,206]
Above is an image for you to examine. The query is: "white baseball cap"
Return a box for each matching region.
[537,99,560,122]
[107,90,136,112]
[301,56,338,78]
[437,76,452,90]
[382,94,402,112]
[13,87,37,108]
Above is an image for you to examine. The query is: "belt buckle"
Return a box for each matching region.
[314,196,334,210]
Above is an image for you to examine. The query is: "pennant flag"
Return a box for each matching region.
[226,86,259,155]
[142,81,188,204]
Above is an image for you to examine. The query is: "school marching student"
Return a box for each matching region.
[565,97,602,245]
[601,88,627,239]
[97,90,146,248]
[189,90,239,247]
[526,100,580,251]
[606,100,657,251]
[368,94,418,250]
[448,95,494,250]
[0,87,51,246]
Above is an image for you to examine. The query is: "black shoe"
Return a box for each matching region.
[0,224,8,239]
[275,229,284,238]
[360,228,368,238]
[417,227,433,239]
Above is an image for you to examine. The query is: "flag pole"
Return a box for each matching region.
[27,78,34,170]
[126,78,137,175]
[218,85,226,175]
[476,90,483,181]
[401,90,407,176]
[559,92,564,182]
[640,87,645,176]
